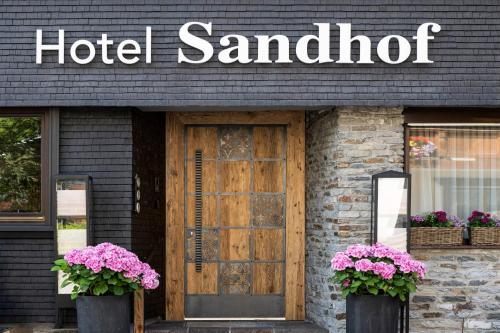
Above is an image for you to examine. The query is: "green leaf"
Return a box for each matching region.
[113,286,125,296]
[61,279,72,288]
[407,283,417,293]
[366,278,378,286]
[341,289,350,298]
[393,279,405,287]
[51,266,62,271]
[387,289,398,297]
[351,281,362,288]
[368,287,379,295]
[338,273,349,281]
[81,269,91,278]
[54,259,67,266]
[93,283,109,296]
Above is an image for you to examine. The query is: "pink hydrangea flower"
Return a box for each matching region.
[63,242,159,290]
[354,259,373,272]
[345,244,372,258]
[372,262,397,280]
[330,243,427,280]
[331,252,354,270]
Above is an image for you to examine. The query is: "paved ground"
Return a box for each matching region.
[147,321,327,333]
[0,324,75,333]
[0,321,327,333]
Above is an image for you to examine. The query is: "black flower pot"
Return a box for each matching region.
[76,295,130,333]
[346,294,400,333]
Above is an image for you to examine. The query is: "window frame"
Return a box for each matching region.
[404,107,500,215]
[403,108,500,172]
[0,108,58,232]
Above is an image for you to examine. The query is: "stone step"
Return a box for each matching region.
[146,321,327,333]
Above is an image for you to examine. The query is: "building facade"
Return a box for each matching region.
[0,1,499,332]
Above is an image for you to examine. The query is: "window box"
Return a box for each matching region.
[470,227,500,246]
[411,227,464,246]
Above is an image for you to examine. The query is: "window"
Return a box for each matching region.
[408,125,500,219]
[0,112,49,223]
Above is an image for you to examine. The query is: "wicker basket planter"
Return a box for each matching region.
[411,227,464,246]
[470,227,500,246]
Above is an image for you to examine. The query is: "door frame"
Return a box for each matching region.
[165,111,305,320]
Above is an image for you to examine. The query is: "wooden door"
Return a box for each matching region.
[184,125,286,318]
[166,112,305,320]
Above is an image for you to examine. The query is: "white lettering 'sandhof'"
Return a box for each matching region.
[35,22,441,65]
[178,22,441,65]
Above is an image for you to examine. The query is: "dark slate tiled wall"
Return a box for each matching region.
[59,109,134,248]
[0,238,55,323]
[0,109,135,323]
[0,1,499,108]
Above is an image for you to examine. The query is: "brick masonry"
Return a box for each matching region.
[0,1,500,108]
[305,107,405,332]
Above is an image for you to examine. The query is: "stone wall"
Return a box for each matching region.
[305,107,500,333]
[305,107,405,332]
[411,249,500,333]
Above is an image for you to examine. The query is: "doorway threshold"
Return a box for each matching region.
[146,320,327,333]
[184,318,285,321]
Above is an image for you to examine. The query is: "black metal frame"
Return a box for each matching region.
[370,170,411,252]
[370,170,411,333]
[53,174,93,328]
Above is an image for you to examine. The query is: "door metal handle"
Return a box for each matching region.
[194,150,203,272]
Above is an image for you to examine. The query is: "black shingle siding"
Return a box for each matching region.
[0,1,499,108]
[0,239,55,323]
[59,109,134,248]
[0,109,134,324]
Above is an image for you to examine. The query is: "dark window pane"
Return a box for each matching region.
[0,116,42,213]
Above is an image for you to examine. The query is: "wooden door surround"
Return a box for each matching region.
[166,111,305,320]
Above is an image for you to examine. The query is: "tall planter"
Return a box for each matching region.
[346,295,400,333]
[76,295,130,333]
